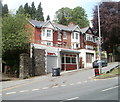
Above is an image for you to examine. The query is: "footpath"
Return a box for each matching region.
[1,68,93,90]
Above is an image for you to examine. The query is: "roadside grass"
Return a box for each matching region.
[95,67,120,79]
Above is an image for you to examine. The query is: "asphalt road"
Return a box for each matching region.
[2,76,119,101]
[1,62,119,101]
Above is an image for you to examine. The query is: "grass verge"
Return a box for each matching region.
[95,67,120,79]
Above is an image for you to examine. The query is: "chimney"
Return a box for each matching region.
[68,21,75,26]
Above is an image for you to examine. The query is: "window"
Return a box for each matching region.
[42,29,45,36]
[58,32,61,40]
[64,42,67,47]
[72,33,74,39]
[66,57,71,63]
[62,54,77,64]
[63,32,67,39]
[47,30,51,37]
[47,42,52,46]
[76,44,79,48]
[86,53,94,63]
[76,33,78,39]
[72,57,76,63]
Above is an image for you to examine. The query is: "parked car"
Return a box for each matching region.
[93,60,107,68]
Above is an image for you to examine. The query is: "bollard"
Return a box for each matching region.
[94,68,99,76]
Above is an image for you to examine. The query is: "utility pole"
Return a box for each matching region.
[98,3,102,74]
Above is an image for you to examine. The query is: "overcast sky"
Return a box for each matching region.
[2,0,119,26]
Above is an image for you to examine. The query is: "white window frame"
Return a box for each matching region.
[63,31,67,39]
[47,42,52,46]
[47,29,52,37]
[58,32,62,40]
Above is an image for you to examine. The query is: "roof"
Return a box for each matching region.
[81,27,90,33]
[28,19,45,28]
[53,23,71,32]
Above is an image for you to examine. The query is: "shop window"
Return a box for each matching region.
[62,57,65,63]
[62,54,77,64]
[72,57,76,63]
[66,57,70,63]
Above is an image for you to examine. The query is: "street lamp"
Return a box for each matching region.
[97,3,102,74]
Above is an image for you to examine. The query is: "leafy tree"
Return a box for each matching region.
[54,6,89,27]
[30,2,36,19]
[2,4,9,16]
[16,5,24,14]
[36,2,44,21]
[55,7,72,25]
[2,14,30,71]
[92,2,120,61]
[46,15,50,21]
[71,6,89,28]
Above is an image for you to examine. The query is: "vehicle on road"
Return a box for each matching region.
[93,60,107,68]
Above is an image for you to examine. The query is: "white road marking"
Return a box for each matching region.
[61,84,66,87]
[6,92,16,95]
[20,90,28,93]
[77,82,82,84]
[52,86,59,88]
[83,80,88,83]
[0,94,2,96]
[102,85,120,92]
[67,97,79,100]
[70,83,75,85]
[42,87,49,89]
[32,89,40,91]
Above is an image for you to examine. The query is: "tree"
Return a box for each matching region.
[2,13,30,71]
[24,3,30,15]
[55,7,72,25]
[30,2,36,19]
[71,6,89,28]
[16,5,24,14]
[46,15,50,21]
[2,4,9,16]
[92,2,120,61]
[36,2,44,21]
[54,6,89,27]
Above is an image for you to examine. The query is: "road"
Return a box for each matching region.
[1,67,119,101]
[3,77,119,100]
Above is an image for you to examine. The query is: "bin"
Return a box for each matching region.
[52,67,60,77]
[94,68,99,76]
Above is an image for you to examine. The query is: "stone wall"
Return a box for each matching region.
[33,49,46,76]
[19,49,46,79]
[19,53,33,79]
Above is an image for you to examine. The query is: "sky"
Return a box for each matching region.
[2,0,119,26]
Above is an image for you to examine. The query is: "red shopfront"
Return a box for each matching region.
[61,49,80,71]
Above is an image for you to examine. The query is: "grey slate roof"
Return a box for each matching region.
[53,23,71,31]
[28,19,45,28]
[81,27,89,33]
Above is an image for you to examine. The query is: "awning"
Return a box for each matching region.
[60,49,80,54]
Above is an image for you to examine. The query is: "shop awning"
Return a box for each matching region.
[60,49,80,54]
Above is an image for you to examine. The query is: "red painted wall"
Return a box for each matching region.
[62,31,71,48]
[53,31,58,45]
[80,34,85,49]
[62,64,77,71]
[34,28,41,43]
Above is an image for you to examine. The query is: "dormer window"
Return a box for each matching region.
[47,30,52,37]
